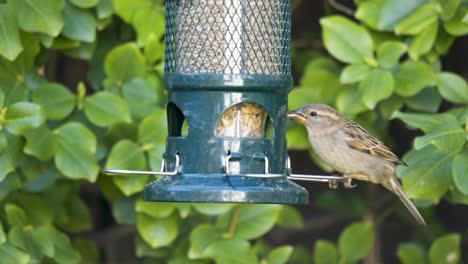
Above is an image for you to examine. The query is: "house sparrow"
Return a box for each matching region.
[288,104,426,225]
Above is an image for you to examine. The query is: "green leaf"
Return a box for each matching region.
[285,124,309,150]
[437,72,468,103]
[444,8,468,36]
[0,219,5,244]
[397,243,427,264]
[56,122,96,153]
[233,205,281,240]
[435,29,455,55]
[24,125,55,161]
[5,102,45,135]
[63,41,96,60]
[69,0,99,8]
[14,193,53,226]
[0,4,23,60]
[84,91,131,127]
[414,115,465,152]
[0,132,7,155]
[49,226,81,264]
[97,0,113,19]
[50,36,81,50]
[391,112,451,132]
[0,84,27,107]
[453,148,468,195]
[0,173,19,201]
[54,122,99,181]
[192,203,234,216]
[395,4,438,35]
[320,16,374,64]
[448,187,468,205]
[29,225,54,258]
[105,140,146,170]
[0,241,30,264]
[380,96,404,119]
[137,213,179,249]
[0,90,4,108]
[294,58,342,106]
[356,0,426,31]
[395,60,435,97]
[32,83,76,120]
[266,246,294,264]
[138,109,167,145]
[136,200,176,218]
[12,0,65,36]
[408,21,438,59]
[144,33,164,63]
[338,221,374,262]
[62,3,96,42]
[189,224,222,259]
[133,8,165,45]
[276,205,303,229]
[404,88,442,113]
[204,239,258,264]
[57,195,92,233]
[113,0,154,23]
[55,140,99,181]
[22,165,56,193]
[313,240,338,264]
[429,234,461,264]
[113,175,148,196]
[398,145,454,201]
[122,77,160,119]
[8,227,42,262]
[336,85,367,116]
[358,69,394,109]
[377,41,407,68]
[0,133,22,181]
[104,43,146,85]
[340,63,371,84]
[438,0,462,21]
[5,203,27,227]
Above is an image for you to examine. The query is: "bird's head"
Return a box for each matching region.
[287,104,344,133]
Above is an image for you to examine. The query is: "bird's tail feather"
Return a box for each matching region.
[387,178,426,226]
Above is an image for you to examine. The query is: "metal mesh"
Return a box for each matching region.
[164,0,291,76]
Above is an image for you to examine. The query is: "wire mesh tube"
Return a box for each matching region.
[165,0,291,75]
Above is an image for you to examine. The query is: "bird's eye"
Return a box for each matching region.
[310,111,317,117]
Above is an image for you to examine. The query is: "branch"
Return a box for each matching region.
[225,205,241,239]
[328,0,355,16]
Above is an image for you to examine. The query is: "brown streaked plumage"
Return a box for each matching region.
[344,120,408,166]
[288,103,425,225]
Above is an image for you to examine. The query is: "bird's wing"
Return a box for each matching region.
[343,121,407,166]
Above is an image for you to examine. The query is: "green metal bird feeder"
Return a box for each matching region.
[106,0,345,204]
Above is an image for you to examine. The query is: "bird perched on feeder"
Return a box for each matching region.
[287,104,426,225]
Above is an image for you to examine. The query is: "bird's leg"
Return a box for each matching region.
[342,173,369,189]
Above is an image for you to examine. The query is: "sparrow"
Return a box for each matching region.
[288,104,426,225]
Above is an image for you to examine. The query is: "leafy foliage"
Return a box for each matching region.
[0,0,466,263]
[288,0,468,262]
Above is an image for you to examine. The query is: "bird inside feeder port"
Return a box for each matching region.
[287,104,426,226]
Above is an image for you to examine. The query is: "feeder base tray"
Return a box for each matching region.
[144,174,308,204]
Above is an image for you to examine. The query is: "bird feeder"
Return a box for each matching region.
[106,0,344,204]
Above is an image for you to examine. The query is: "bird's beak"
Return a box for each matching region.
[287,109,307,123]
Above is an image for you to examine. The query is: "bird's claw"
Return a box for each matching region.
[328,179,339,189]
[342,175,357,189]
